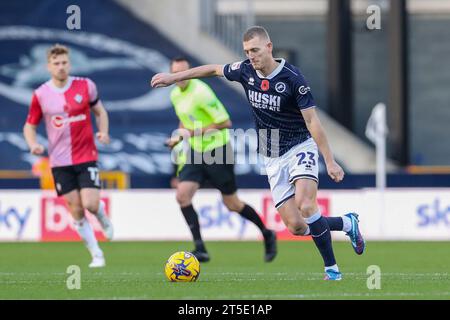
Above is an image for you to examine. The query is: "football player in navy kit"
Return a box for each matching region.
[151,26,365,280]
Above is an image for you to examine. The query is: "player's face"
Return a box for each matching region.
[170,61,190,89]
[243,36,272,71]
[47,54,70,82]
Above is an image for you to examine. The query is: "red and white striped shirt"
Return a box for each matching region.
[26,76,99,168]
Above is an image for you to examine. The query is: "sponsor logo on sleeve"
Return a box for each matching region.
[231,61,242,70]
[298,85,311,95]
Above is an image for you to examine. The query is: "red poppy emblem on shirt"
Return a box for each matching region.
[261,79,270,91]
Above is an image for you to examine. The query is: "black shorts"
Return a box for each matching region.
[51,161,101,196]
[178,144,237,195]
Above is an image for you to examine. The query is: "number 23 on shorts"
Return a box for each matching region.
[296,151,316,167]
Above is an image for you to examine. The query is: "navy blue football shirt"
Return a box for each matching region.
[223,58,316,157]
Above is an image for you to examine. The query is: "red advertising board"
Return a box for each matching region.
[41,196,110,242]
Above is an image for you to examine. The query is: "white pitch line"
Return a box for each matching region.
[180,291,450,300]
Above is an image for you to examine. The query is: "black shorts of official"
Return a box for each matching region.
[178,144,237,195]
[51,161,101,196]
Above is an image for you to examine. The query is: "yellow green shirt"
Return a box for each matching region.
[170,79,230,153]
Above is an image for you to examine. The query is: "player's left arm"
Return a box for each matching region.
[91,101,110,145]
[87,78,110,145]
[199,119,232,135]
[180,120,231,137]
[301,107,344,183]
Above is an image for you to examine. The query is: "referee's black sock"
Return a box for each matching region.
[239,204,269,236]
[180,205,206,252]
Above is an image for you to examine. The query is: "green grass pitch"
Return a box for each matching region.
[0,241,449,300]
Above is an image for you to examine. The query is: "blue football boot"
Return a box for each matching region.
[324,269,342,281]
[345,213,366,255]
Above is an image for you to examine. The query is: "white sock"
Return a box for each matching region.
[342,216,352,232]
[95,200,106,217]
[74,217,103,257]
[94,201,109,227]
[303,226,311,236]
[325,264,339,273]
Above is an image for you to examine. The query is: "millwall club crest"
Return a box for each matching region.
[74,94,83,103]
[275,82,286,93]
[261,79,270,91]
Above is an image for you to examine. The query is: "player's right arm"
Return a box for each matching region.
[23,93,45,155]
[302,108,344,183]
[151,64,224,88]
[292,72,344,183]
[23,124,44,155]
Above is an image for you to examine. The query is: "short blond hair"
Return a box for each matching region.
[243,26,270,42]
[47,44,69,61]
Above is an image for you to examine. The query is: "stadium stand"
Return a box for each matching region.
[0,0,255,183]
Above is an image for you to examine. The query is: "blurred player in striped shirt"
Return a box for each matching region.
[23,44,113,268]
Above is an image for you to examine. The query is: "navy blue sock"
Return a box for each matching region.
[325,217,343,231]
[306,213,337,267]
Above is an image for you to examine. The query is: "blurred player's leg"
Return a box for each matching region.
[294,179,341,280]
[176,181,210,261]
[222,193,277,262]
[81,188,114,240]
[64,190,105,268]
